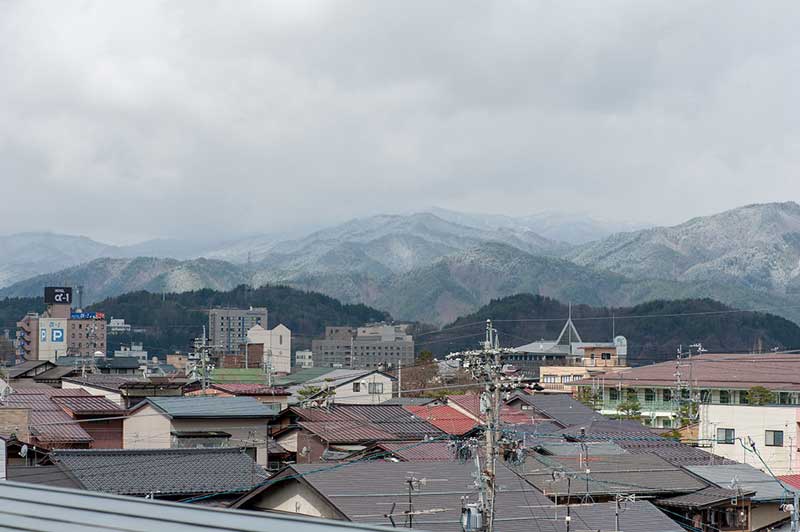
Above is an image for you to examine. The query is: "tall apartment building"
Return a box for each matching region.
[311,324,414,369]
[208,307,268,354]
[16,287,73,362]
[68,312,107,358]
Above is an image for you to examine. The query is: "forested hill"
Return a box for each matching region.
[82,285,389,355]
[420,294,800,365]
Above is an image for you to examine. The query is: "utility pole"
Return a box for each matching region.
[398,359,402,398]
[193,326,217,392]
[449,319,521,532]
[792,490,799,532]
[263,348,274,388]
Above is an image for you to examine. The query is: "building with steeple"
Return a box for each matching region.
[507,307,628,389]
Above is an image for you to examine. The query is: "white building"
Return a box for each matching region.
[286,369,395,406]
[294,350,313,369]
[108,318,132,334]
[247,324,291,374]
[37,318,68,362]
[700,403,800,475]
[113,343,148,365]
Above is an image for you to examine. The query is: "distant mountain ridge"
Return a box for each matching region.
[2,202,799,327]
[569,201,800,294]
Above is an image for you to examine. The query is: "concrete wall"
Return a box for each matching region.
[700,404,800,475]
[248,477,341,519]
[0,408,30,442]
[123,404,171,449]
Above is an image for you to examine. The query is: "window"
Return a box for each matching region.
[644,389,655,402]
[561,375,572,384]
[601,352,612,360]
[719,390,730,404]
[717,428,735,444]
[662,418,672,428]
[352,382,361,392]
[766,430,784,447]
[609,388,619,401]
[542,375,557,383]
[368,382,384,394]
[700,390,711,403]
[663,389,672,402]
[739,392,749,405]
[681,389,690,400]
[779,392,794,405]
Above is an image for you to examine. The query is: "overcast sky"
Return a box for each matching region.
[1,1,799,244]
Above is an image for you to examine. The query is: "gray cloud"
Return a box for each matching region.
[1,0,798,243]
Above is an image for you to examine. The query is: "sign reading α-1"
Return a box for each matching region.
[44,287,72,304]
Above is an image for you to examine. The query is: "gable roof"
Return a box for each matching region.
[138,396,278,418]
[371,441,456,462]
[6,360,55,379]
[235,461,683,532]
[62,375,148,391]
[298,421,397,443]
[686,463,798,502]
[508,393,606,427]
[403,405,478,436]
[2,391,93,445]
[657,486,755,510]
[287,370,397,402]
[0,480,401,532]
[446,394,537,425]
[51,395,126,416]
[520,453,707,497]
[210,383,290,396]
[49,448,268,497]
[273,368,340,386]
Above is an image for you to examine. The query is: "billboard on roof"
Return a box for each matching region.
[44,287,72,305]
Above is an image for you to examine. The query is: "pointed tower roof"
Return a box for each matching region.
[555,303,582,346]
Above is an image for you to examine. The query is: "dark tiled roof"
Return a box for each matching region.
[576,352,800,391]
[32,365,80,381]
[62,375,147,391]
[51,395,126,415]
[447,394,539,425]
[298,421,397,443]
[686,464,798,502]
[509,393,606,427]
[560,420,737,467]
[240,461,682,532]
[533,441,628,456]
[519,453,707,497]
[658,486,754,509]
[6,360,53,379]
[373,441,455,462]
[381,397,437,406]
[0,480,401,532]
[332,404,444,439]
[50,448,268,497]
[56,356,142,370]
[143,396,278,418]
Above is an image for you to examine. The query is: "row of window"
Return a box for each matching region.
[352,382,384,394]
[716,428,784,446]
[606,387,796,405]
[541,375,585,383]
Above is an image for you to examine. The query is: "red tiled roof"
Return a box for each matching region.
[404,405,477,436]
[446,394,538,425]
[779,475,800,490]
[574,352,800,391]
[298,421,397,443]
[211,384,290,396]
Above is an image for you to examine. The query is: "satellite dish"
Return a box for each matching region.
[19,444,28,458]
[300,446,310,456]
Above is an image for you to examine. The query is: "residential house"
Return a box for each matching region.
[0,480,400,532]
[271,404,444,463]
[685,463,797,531]
[445,393,538,425]
[1,389,94,449]
[699,404,800,476]
[403,404,479,436]
[573,352,800,429]
[62,375,186,408]
[286,369,396,406]
[56,356,141,375]
[123,396,279,466]
[232,461,683,532]
[11,447,268,505]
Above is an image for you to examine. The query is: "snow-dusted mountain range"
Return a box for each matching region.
[2,203,798,326]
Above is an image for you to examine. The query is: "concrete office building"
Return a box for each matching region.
[295,350,314,369]
[16,287,73,362]
[208,307,268,354]
[311,324,414,369]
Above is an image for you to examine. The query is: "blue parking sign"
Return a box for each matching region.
[51,329,64,342]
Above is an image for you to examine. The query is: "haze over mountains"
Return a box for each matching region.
[2,202,799,326]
